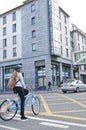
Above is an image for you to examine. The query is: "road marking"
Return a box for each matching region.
[39,95,51,114]
[53,109,86,114]
[15,115,86,128]
[40,110,86,121]
[1,93,86,122]
[60,94,86,108]
[0,125,21,130]
[39,94,86,121]
[40,122,69,129]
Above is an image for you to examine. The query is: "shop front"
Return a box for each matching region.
[1,66,14,92]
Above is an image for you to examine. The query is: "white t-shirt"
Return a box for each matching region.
[15,72,26,87]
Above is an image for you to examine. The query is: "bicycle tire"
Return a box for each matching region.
[0,99,17,121]
[31,96,40,115]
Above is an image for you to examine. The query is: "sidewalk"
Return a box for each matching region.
[0,86,61,95]
[35,86,62,94]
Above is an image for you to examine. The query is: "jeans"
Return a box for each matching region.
[13,87,28,117]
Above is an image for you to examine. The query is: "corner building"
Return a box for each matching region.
[21,0,72,90]
[0,0,72,92]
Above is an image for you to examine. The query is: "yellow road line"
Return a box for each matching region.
[25,110,86,121]
[53,109,86,113]
[39,95,52,114]
[59,94,86,108]
[40,112,86,121]
[38,94,86,121]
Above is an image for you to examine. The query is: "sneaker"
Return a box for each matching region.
[21,116,28,121]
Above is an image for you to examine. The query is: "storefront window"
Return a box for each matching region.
[36,66,46,90]
[62,65,71,82]
[3,66,14,91]
[5,68,14,74]
[51,64,60,86]
[38,67,45,76]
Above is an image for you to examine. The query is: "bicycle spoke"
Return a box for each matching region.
[0,100,17,121]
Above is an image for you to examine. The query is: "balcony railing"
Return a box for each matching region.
[51,46,61,56]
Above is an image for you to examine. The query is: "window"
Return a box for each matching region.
[12,24,16,32]
[65,37,68,46]
[64,15,67,24]
[31,4,35,12]
[82,36,83,43]
[82,46,84,50]
[12,12,16,21]
[71,41,74,48]
[32,30,36,38]
[13,47,17,57]
[66,48,68,57]
[77,33,79,41]
[32,43,36,51]
[70,32,73,38]
[13,35,17,44]
[85,39,86,45]
[59,22,61,31]
[65,26,67,35]
[59,10,61,19]
[31,17,35,25]
[78,43,80,50]
[3,16,6,24]
[37,66,46,76]
[60,34,62,42]
[3,27,6,35]
[61,46,63,55]
[3,39,7,47]
[3,49,7,59]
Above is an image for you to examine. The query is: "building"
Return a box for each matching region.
[0,0,85,92]
[70,24,86,82]
[59,7,72,83]
[21,0,72,90]
[0,5,23,92]
[21,0,60,90]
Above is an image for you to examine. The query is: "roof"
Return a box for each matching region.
[59,6,70,17]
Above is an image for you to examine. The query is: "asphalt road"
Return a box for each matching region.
[0,90,86,130]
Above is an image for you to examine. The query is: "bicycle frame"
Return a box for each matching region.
[0,89,40,121]
[6,92,36,111]
[24,92,36,106]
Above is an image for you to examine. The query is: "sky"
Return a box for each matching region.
[0,0,24,13]
[0,0,86,33]
[59,0,86,33]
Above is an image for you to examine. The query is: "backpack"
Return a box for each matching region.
[7,71,18,89]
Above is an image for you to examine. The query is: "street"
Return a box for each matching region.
[0,90,86,130]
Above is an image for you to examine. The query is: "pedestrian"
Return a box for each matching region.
[47,81,52,91]
[13,64,29,120]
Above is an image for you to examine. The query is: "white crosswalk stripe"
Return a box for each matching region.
[40,122,69,129]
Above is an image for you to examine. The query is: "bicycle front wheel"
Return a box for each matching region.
[0,99,17,121]
[31,96,40,115]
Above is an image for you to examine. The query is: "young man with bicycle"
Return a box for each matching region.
[13,64,29,120]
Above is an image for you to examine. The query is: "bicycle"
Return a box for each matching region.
[0,88,40,121]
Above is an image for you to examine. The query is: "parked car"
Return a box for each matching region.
[61,79,86,93]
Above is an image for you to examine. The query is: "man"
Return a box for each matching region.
[13,64,28,120]
[47,81,52,91]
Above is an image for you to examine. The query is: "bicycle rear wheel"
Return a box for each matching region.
[0,99,17,121]
[31,96,40,115]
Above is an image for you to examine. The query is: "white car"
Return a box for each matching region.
[61,79,86,93]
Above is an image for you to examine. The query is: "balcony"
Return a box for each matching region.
[51,46,61,57]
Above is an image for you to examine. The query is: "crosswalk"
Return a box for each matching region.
[14,114,86,129]
[1,114,86,129]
